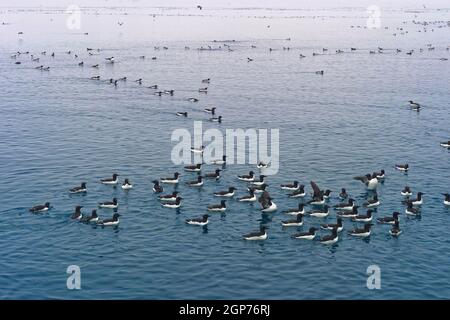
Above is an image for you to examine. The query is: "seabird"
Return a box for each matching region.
[161,172,180,184]
[443,193,450,206]
[363,195,380,208]
[401,186,412,196]
[440,141,450,148]
[98,198,118,209]
[184,163,202,172]
[248,184,267,193]
[98,213,120,226]
[321,218,344,232]
[71,206,83,220]
[80,209,99,223]
[308,205,330,218]
[257,162,268,169]
[190,146,205,154]
[377,212,400,224]
[176,112,188,117]
[152,180,164,193]
[409,100,421,111]
[280,181,300,191]
[333,198,356,211]
[214,187,236,197]
[121,179,133,190]
[69,182,87,194]
[402,192,424,206]
[405,203,421,216]
[29,202,50,213]
[204,107,216,115]
[210,155,226,165]
[158,191,179,202]
[186,176,204,187]
[348,223,373,238]
[353,172,378,190]
[339,188,348,200]
[353,209,373,222]
[238,189,257,202]
[292,227,317,240]
[207,200,227,212]
[281,215,303,227]
[161,197,183,208]
[320,227,339,245]
[250,175,266,186]
[243,226,267,241]
[204,169,221,180]
[389,220,402,237]
[101,174,119,185]
[209,116,222,123]
[186,214,209,226]
[288,185,306,198]
[336,206,359,218]
[283,203,305,216]
[261,198,277,213]
[238,171,255,182]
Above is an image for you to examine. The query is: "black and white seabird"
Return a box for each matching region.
[248,184,267,193]
[281,215,303,227]
[207,200,227,212]
[377,212,400,224]
[408,100,421,111]
[375,169,386,179]
[161,172,180,184]
[99,198,118,209]
[71,206,83,220]
[158,191,179,202]
[321,218,343,232]
[204,169,221,180]
[257,161,268,169]
[161,197,183,208]
[152,180,164,193]
[204,107,216,115]
[98,213,120,226]
[238,189,257,202]
[337,206,359,218]
[353,209,373,222]
[308,205,330,218]
[188,98,199,102]
[405,203,421,216]
[190,145,204,154]
[348,223,373,238]
[176,112,188,117]
[186,176,204,187]
[293,227,317,240]
[443,193,450,206]
[214,187,236,197]
[238,171,255,182]
[80,209,99,223]
[209,116,222,123]
[320,227,339,245]
[122,179,133,190]
[186,214,209,226]
[440,141,450,148]
[211,155,226,165]
[280,181,300,191]
[250,175,266,186]
[69,182,87,194]
[202,78,210,83]
[334,198,356,211]
[389,220,402,237]
[184,163,202,172]
[363,195,380,208]
[288,185,306,198]
[101,174,119,185]
[29,202,50,213]
[283,203,305,216]
[339,188,348,200]
[395,164,409,172]
[402,192,424,206]
[261,198,277,213]
[353,173,378,190]
[401,186,412,196]
[243,226,267,241]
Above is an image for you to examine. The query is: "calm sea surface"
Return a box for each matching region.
[1,6,450,299]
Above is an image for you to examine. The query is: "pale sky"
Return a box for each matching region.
[1,0,449,9]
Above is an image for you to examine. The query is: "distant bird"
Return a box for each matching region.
[209,116,222,123]
[80,209,98,223]
[409,100,421,111]
[197,5,203,10]
[348,223,373,238]
[363,195,380,208]
[29,202,50,213]
[283,203,305,216]
[402,192,424,206]
[122,179,133,190]
[243,226,267,241]
[207,200,227,212]
[250,175,266,186]
[214,187,236,197]
[320,227,339,245]
[71,206,83,220]
[186,214,209,226]
[98,213,120,226]
[69,182,87,194]
[440,141,450,148]
[389,220,402,237]
[210,155,226,165]
[202,78,210,83]
[321,218,343,232]
[176,112,188,117]
[281,215,303,227]
[247,57,253,62]
[353,173,378,190]
[92,64,99,68]
[247,184,267,194]
[101,174,119,185]
[443,193,450,206]
[401,186,412,196]
[99,198,118,209]
[257,161,268,169]
[161,197,183,209]
[238,171,255,181]
[293,227,317,240]
[204,107,216,115]
[377,212,400,224]
[353,209,373,222]
[395,164,409,172]
[188,98,199,102]
[184,163,202,172]
[152,180,163,193]
[186,176,204,187]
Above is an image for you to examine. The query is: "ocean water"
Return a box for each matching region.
[1,6,450,299]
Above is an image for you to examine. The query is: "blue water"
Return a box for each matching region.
[1,6,450,299]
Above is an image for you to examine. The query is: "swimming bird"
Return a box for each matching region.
[214,187,236,197]
[308,205,330,218]
[283,203,305,216]
[401,186,412,196]
[78,61,84,66]
[190,146,205,154]
[280,181,300,191]
[257,162,268,169]
[202,78,210,83]
[105,57,114,63]
[247,57,253,62]
[188,98,199,102]
[122,179,133,190]
[375,170,386,180]
[198,87,208,93]
[248,184,267,193]
[204,107,216,115]
[71,206,83,220]
[204,169,221,180]
[348,223,373,237]
[261,198,277,213]
[92,64,99,68]
[135,79,142,84]
[337,206,359,218]
[209,116,222,123]
[321,218,343,232]
[101,174,119,185]
[69,182,87,194]
[353,209,373,222]
[389,220,402,237]
[440,141,450,148]
[251,175,266,186]
[288,185,306,198]
[98,213,120,226]
[243,226,267,241]
[98,198,118,209]
[210,155,226,165]
[207,200,227,212]
[363,195,380,208]
[186,214,209,226]
[161,172,180,184]
[161,197,183,208]
[339,188,348,200]
[186,176,204,187]
[408,100,421,111]
[334,198,356,211]
[29,202,50,213]
[377,212,400,224]
[176,112,188,117]
[443,193,450,206]
[281,215,303,227]
[308,196,325,206]
[184,163,202,172]
[158,191,179,202]
[238,171,255,182]
[90,76,100,80]
[395,164,409,172]
[80,209,99,223]
[152,180,164,193]
[147,85,158,89]
[234,185,255,201]
[320,227,339,245]
[405,203,421,216]
[402,192,424,206]
[353,173,378,190]
[322,189,332,199]
[293,227,317,240]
